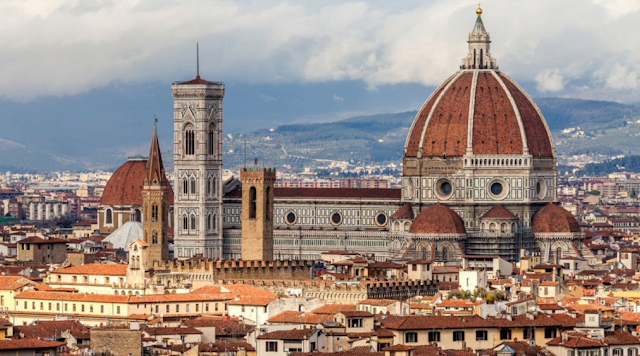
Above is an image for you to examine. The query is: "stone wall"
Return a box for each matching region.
[91,328,142,356]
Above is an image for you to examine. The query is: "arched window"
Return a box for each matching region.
[134,209,141,222]
[182,215,188,231]
[151,204,158,222]
[206,178,211,195]
[190,215,196,230]
[183,179,188,195]
[152,231,158,244]
[212,177,216,196]
[190,178,196,195]
[206,214,211,231]
[212,214,217,230]
[249,187,257,219]
[184,125,195,155]
[105,209,113,224]
[208,123,215,156]
[501,223,507,233]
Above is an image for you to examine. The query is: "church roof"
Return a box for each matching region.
[391,203,414,219]
[409,203,466,235]
[481,206,517,220]
[102,221,143,251]
[532,203,581,233]
[175,75,222,86]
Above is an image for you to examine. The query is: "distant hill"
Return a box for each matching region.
[3,97,640,173]
[581,155,640,176]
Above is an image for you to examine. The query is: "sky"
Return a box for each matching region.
[1,0,640,164]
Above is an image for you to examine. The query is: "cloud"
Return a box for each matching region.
[536,69,566,92]
[605,63,639,90]
[0,0,640,101]
[333,94,344,101]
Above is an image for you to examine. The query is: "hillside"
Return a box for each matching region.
[3,97,640,173]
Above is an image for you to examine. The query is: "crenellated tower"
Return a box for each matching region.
[241,167,276,261]
[172,70,225,259]
[142,124,169,265]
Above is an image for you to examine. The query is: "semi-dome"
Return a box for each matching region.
[101,156,174,207]
[404,8,554,159]
[532,203,581,233]
[481,205,517,220]
[409,203,466,234]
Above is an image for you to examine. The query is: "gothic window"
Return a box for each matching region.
[152,231,158,244]
[213,214,217,230]
[206,178,211,195]
[249,187,257,219]
[105,208,113,224]
[190,178,196,195]
[184,125,195,155]
[212,177,217,196]
[183,179,188,195]
[152,204,158,222]
[208,123,215,156]
[190,215,197,231]
[207,214,211,231]
[182,215,188,231]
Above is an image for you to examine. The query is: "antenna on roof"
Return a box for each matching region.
[244,140,247,168]
[154,115,158,126]
[196,43,200,78]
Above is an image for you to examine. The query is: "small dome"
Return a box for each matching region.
[391,203,414,220]
[481,206,517,220]
[409,203,466,234]
[101,157,174,207]
[532,203,580,233]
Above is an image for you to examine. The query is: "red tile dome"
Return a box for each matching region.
[532,203,580,233]
[409,203,466,234]
[100,157,174,207]
[404,71,554,158]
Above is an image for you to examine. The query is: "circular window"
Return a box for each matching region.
[536,178,547,200]
[285,211,297,225]
[435,178,454,199]
[375,213,388,227]
[330,212,343,226]
[490,182,503,196]
[488,178,509,200]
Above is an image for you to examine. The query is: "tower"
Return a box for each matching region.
[142,124,169,265]
[172,70,225,259]
[240,167,276,261]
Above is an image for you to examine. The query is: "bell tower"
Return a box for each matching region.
[142,124,169,265]
[240,167,276,261]
[172,59,225,259]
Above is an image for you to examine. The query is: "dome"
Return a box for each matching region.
[532,203,580,233]
[481,205,517,220]
[409,203,466,234]
[100,156,174,207]
[404,71,553,158]
[404,10,554,159]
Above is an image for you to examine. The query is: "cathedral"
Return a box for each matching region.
[98,6,585,265]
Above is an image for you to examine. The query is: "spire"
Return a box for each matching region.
[196,43,200,79]
[461,4,497,70]
[146,120,165,186]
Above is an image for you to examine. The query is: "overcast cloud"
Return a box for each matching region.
[1,0,639,101]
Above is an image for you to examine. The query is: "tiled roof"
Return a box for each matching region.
[382,313,578,330]
[257,328,316,340]
[52,263,128,276]
[391,203,414,219]
[481,206,517,219]
[268,311,333,324]
[17,236,67,244]
[0,339,65,350]
[175,75,221,86]
[100,158,174,206]
[409,203,466,234]
[340,311,374,317]
[358,299,397,307]
[533,203,581,233]
[312,304,357,315]
[182,317,255,336]
[0,276,31,290]
[142,326,203,336]
[14,320,89,340]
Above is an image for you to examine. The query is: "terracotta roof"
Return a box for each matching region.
[100,158,174,206]
[481,206,517,220]
[358,299,398,307]
[142,326,203,336]
[52,263,128,276]
[257,328,316,340]
[0,276,31,290]
[182,317,255,336]
[404,70,553,158]
[340,311,374,317]
[532,203,581,233]
[14,320,90,340]
[312,304,357,315]
[409,203,466,234]
[391,203,414,219]
[268,311,333,324]
[0,339,65,350]
[175,75,221,86]
[17,236,67,244]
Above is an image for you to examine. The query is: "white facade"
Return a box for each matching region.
[172,77,225,259]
